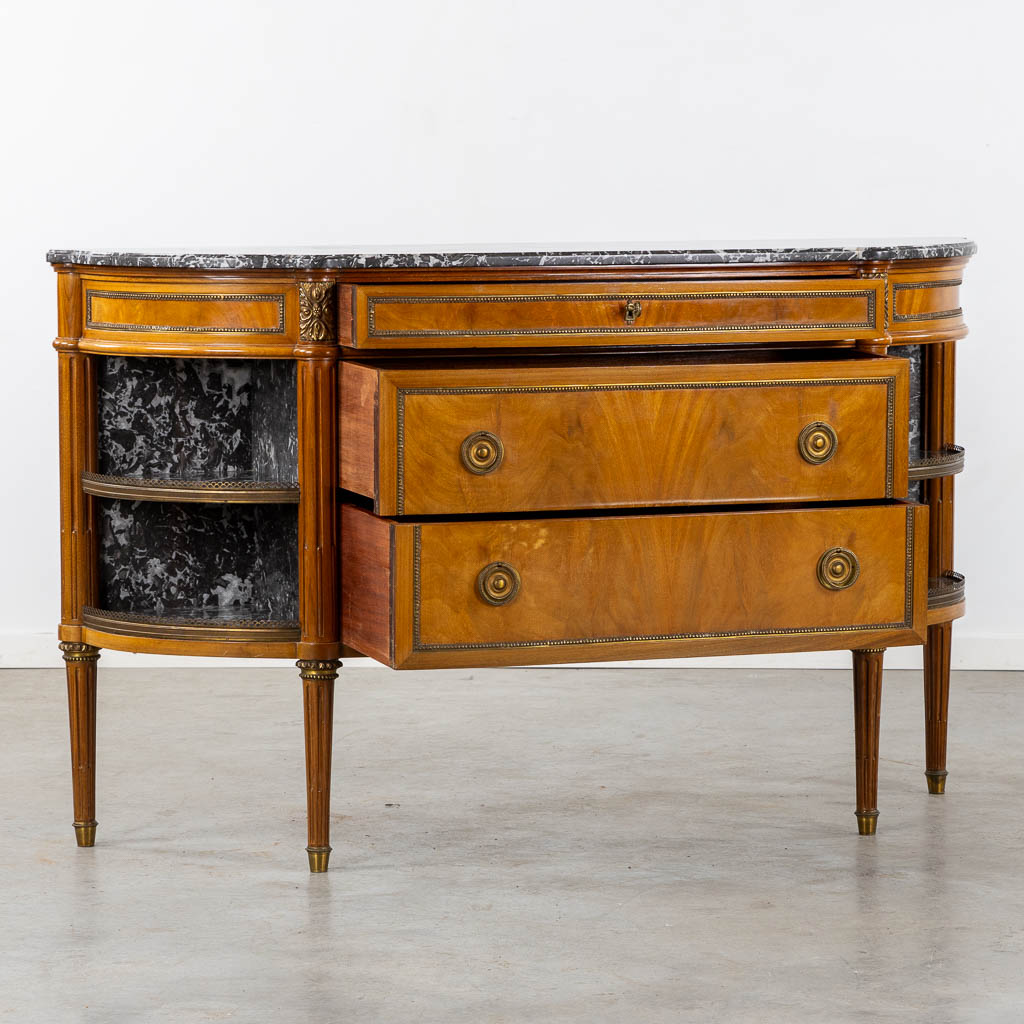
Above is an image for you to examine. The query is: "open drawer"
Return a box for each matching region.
[341,355,908,515]
[341,501,928,669]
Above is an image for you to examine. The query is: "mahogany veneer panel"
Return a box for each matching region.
[342,502,928,669]
[342,357,908,515]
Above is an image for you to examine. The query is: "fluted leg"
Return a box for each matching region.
[924,621,952,794]
[298,660,339,872]
[852,648,884,836]
[61,642,100,847]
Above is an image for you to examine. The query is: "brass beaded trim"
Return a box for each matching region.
[859,272,889,329]
[893,279,962,290]
[893,307,963,323]
[395,377,897,512]
[85,291,286,334]
[368,289,877,337]
[902,505,916,626]
[58,641,100,662]
[410,506,916,652]
[296,659,341,680]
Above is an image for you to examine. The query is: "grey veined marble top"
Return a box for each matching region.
[46,238,976,270]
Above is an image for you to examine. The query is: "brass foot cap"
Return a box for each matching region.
[926,770,948,795]
[73,821,97,847]
[307,846,331,873]
[855,811,879,836]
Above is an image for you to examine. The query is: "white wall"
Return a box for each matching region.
[1,0,1019,669]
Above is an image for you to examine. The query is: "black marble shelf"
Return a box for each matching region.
[47,238,977,270]
[928,571,966,610]
[82,471,299,504]
[82,605,299,643]
[97,357,298,484]
[97,500,299,621]
[908,446,966,482]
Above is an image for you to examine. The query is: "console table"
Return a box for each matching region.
[48,240,974,871]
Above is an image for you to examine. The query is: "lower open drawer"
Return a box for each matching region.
[342,502,928,669]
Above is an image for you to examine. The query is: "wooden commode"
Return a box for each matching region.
[48,240,974,870]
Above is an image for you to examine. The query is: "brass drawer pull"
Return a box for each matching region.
[460,431,504,475]
[798,421,838,464]
[817,547,860,590]
[476,562,521,606]
[624,298,643,325]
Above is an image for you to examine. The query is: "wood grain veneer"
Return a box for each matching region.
[342,502,928,669]
[342,356,908,515]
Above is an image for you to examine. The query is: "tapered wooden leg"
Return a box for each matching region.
[924,621,952,794]
[852,648,884,836]
[298,660,339,872]
[60,642,100,847]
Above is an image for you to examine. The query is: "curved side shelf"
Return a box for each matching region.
[82,606,300,643]
[82,471,299,504]
[928,571,965,610]
[909,445,965,482]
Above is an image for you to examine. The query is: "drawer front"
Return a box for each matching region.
[342,502,928,669]
[888,267,967,342]
[341,358,909,514]
[78,275,297,355]
[350,278,885,349]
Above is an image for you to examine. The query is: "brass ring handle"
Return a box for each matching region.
[460,431,504,475]
[476,562,521,606]
[817,548,860,590]
[624,298,643,325]
[798,422,838,465]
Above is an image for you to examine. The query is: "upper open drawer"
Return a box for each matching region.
[349,278,886,349]
[341,355,909,516]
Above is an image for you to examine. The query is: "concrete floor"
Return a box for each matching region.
[2,666,1023,1023]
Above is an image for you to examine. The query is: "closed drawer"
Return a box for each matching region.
[78,275,296,355]
[342,502,928,669]
[350,278,886,349]
[341,357,909,514]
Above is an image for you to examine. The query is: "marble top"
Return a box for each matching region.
[46,238,976,270]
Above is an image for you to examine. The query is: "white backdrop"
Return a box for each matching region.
[1,0,1019,669]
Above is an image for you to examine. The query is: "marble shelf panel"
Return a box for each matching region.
[97,500,298,621]
[97,357,298,484]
